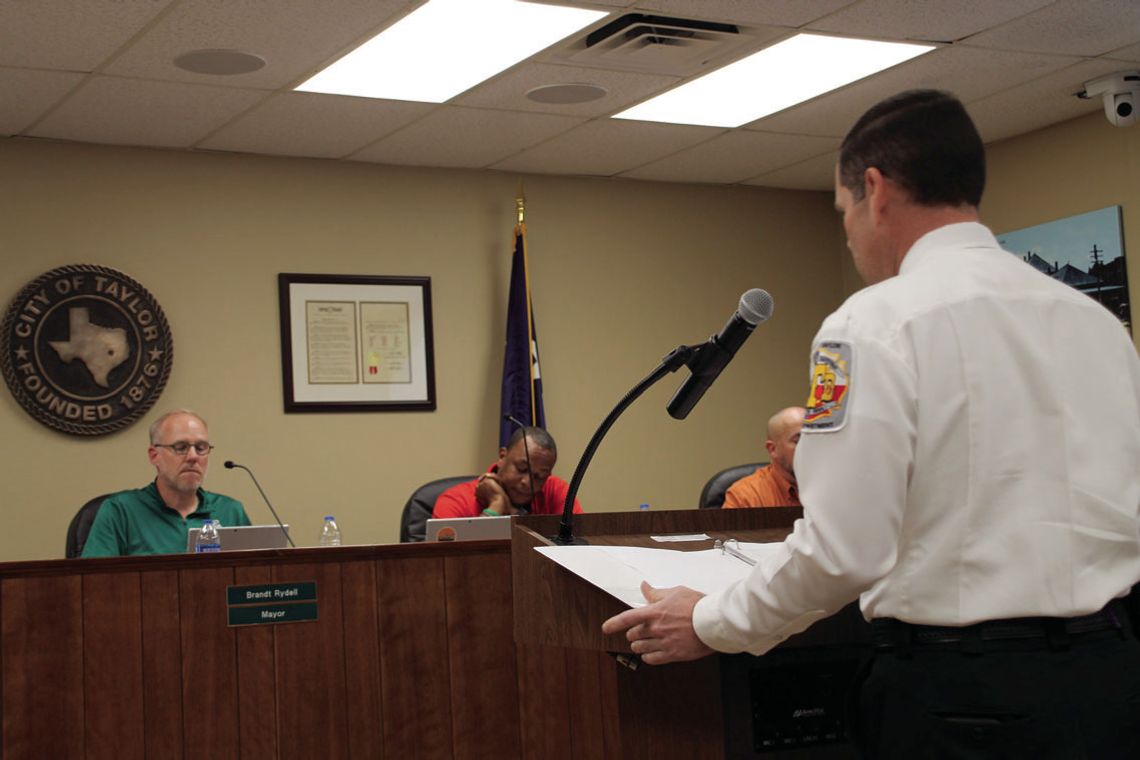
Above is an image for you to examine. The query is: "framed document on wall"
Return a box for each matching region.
[278,273,436,412]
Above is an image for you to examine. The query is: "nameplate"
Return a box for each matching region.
[226,582,318,627]
[227,582,317,605]
[228,602,318,627]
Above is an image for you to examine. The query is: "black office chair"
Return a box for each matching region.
[698,463,767,509]
[66,493,114,558]
[399,475,478,542]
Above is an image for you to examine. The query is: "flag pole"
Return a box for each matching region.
[515,185,538,425]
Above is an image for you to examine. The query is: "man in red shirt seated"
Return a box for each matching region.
[723,406,804,508]
[432,426,584,517]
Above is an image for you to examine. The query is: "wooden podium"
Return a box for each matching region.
[512,508,868,759]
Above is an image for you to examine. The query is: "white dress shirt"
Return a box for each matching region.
[694,222,1140,656]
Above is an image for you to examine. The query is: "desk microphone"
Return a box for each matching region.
[502,414,536,513]
[224,460,296,548]
[667,289,774,419]
[555,289,773,544]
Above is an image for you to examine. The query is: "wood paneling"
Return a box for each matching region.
[179,564,240,758]
[511,509,852,760]
[0,544,526,760]
[0,520,863,760]
[1,575,84,758]
[615,658,724,760]
[83,571,145,760]
[341,560,384,759]
[444,552,520,759]
[516,641,570,760]
[234,564,278,759]
[140,569,184,759]
[273,561,350,759]
[377,554,453,759]
[564,648,611,760]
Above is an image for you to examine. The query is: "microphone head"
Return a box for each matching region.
[738,288,774,326]
[224,460,236,469]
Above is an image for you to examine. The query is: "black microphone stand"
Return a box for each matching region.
[503,413,537,513]
[224,461,296,548]
[555,343,699,545]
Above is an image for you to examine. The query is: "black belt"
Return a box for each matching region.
[872,600,1126,652]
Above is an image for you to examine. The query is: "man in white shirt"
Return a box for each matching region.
[603,90,1140,757]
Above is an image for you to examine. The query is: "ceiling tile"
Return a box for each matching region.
[966,59,1131,143]
[2,0,1138,190]
[491,118,719,176]
[533,0,632,6]
[28,75,266,149]
[964,0,1140,57]
[621,130,836,184]
[454,62,680,117]
[105,0,415,89]
[1105,42,1140,64]
[742,149,837,191]
[0,68,86,135]
[806,0,1054,42]
[350,106,585,168]
[0,0,172,70]
[632,0,856,27]
[754,46,1082,138]
[199,91,433,158]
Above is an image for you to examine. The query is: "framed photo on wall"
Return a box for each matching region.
[998,205,1132,335]
[278,273,436,412]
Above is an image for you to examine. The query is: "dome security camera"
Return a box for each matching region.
[1080,71,1140,127]
[1106,91,1136,126]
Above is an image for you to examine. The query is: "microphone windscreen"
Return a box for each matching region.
[224,460,236,469]
[738,288,774,325]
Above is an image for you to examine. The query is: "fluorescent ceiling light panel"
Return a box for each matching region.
[614,34,935,128]
[296,0,607,103]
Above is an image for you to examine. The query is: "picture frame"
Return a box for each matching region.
[277,273,436,412]
[998,205,1132,335]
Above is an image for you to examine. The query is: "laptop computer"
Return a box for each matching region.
[186,524,291,552]
[424,516,512,542]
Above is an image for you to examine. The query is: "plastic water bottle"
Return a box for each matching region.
[319,515,342,547]
[197,519,221,553]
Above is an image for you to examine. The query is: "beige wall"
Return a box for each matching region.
[4,108,1137,562]
[0,138,843,560]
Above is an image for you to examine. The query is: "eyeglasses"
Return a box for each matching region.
[154,441,215,456]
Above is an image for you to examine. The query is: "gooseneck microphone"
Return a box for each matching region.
[224,460,296,548]
[503,413,536,513]
[666,288,774,420]
[555,289,773,545]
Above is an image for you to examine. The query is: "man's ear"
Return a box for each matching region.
[765,440,777,457]
[863,167,890,224]
[498,447,508,461]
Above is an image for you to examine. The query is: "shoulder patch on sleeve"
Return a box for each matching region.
[803,340,852,433]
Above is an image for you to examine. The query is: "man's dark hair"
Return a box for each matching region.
[839,89,985,207]
[508,425,556,455]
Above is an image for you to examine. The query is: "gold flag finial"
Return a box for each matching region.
[516,182,526,225]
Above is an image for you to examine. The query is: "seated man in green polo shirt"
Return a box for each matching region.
[81,409,250,557]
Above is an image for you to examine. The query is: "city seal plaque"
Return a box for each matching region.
[1,264,174,436]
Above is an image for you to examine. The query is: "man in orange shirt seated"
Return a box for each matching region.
[432,426,583,518]
[723,406,804,508]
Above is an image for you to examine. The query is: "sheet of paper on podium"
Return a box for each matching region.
[535,542,783,608]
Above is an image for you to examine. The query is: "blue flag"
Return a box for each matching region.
[499,221,545,447]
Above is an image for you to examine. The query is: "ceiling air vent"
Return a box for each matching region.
[566,14,746,77]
